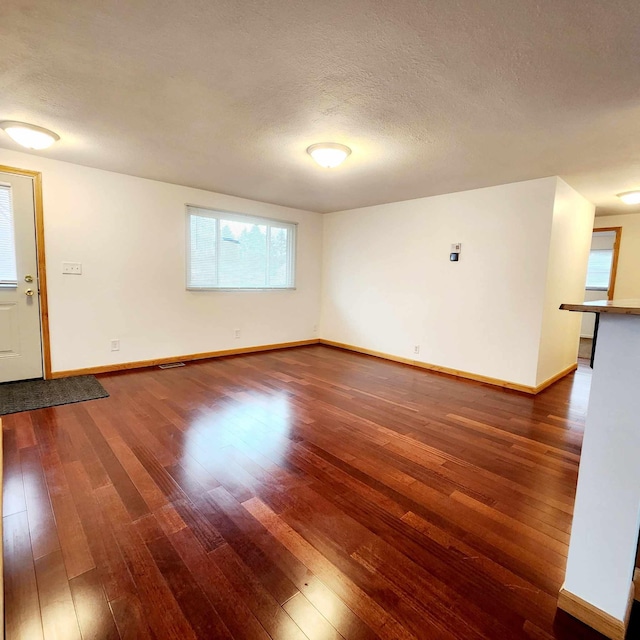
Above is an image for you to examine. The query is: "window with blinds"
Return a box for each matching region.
[0,184,17,286]
[585,249,613,290]
[186,207,296,290]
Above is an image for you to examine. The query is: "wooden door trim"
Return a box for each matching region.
[0,164,51,379]
[593,226,622,300]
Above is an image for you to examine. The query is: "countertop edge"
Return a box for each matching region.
[560,302,640,315]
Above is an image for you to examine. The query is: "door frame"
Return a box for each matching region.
[593,226,622,300]
[0,164,51,379]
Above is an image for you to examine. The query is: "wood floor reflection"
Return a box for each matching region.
[2,346,610,639]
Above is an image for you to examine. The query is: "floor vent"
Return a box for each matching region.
[158,362,186,369]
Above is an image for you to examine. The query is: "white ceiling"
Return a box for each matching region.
[2,0,640,214]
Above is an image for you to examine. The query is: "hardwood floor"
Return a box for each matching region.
[1,345,623,639]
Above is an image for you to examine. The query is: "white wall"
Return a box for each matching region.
[563,313,640,622]
[0,148,322,373]
[595,213,640,300]
[2,144,597,386]
[322,177,562,388]
[536,179,594,385]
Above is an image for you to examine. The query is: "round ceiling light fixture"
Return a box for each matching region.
[617,190,640,205]
[0,121,60,150]
[306,142,351,168]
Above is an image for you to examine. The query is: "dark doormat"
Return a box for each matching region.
[0,375,109,416]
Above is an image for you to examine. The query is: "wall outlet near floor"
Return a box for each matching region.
[414,345,420,355]
[313,324,318,333]
[234,329,241,339]
[111,339,120,352]
[62,262,82,275]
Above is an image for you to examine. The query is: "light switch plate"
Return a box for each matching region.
[62,262,82,275]
[450,243,462,253]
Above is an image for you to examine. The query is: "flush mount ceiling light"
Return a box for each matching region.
[0,121,60,150]
[617,190,640,205]
[306,142,351,168]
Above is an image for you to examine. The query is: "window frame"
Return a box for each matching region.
[185,205,297,291]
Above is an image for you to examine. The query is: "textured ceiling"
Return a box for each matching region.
[2,0,640,214]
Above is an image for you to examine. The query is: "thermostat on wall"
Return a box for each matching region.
[450,242,461,261]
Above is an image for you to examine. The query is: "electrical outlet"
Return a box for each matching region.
[62,262,82,275]
[414,345,420,355]
[234,329,241,339]
[313,325,318,333]
[110,339,120,352]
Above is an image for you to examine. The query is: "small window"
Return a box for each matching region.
[585,249,613,290]
[186,206,296,290]
[0,184,18,287]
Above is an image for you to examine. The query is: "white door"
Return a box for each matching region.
[0,172,43,382]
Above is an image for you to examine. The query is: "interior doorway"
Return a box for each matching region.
[579,227,622,360]
[0,165,51,382]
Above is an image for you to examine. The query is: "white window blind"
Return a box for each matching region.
[585,249,613,290]
[187,207,296,290]
[0,184,17,286]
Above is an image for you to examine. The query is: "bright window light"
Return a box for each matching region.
[186,207,296,290]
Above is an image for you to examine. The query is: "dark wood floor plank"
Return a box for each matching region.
[58,406,111,490]
[68,568,120,640]
[243,497,417,640]
[145,533,235,640]
[107,432,169,511]
[303,475,541,637]
[3,510,44,640]
[211,542,310,640]
[39,449,95,579]
[34,550,83,640]
[110,593,157,640]
[172,496,226,552]
[63,460,136,601]
[73,404,150,520]
[165,461,210,502]
[3,426,27,516]
[295,440,564,593]
[11,411,38,450]
[94,483,199,640]
[206,485,301,605]
[170,526,272,640]
[277,499,464,640]
[21,445,61,560]
[3,347,615,640]
[209,486,381,640]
